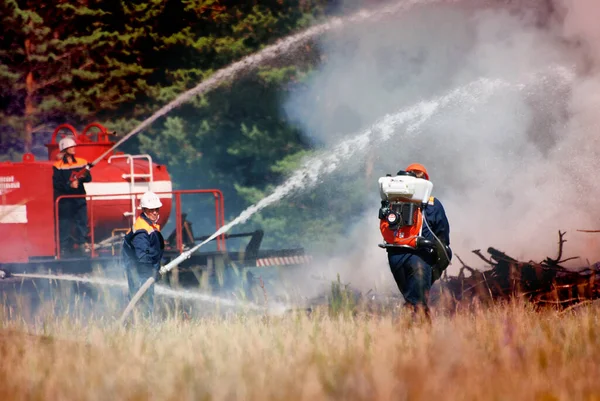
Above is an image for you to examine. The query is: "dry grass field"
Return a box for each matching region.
[1,289,600,401]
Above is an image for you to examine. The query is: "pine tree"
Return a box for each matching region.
[137,0,326,201]
[0,0,165,156]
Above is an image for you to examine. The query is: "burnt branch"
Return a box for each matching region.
[545,230,567,266]
[455,254,476,275]
[472,249,495,266]
[487,248,518,264]
[557,256,580,264]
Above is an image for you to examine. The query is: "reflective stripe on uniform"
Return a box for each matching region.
[53,157,88,170]
[130,215,161,235]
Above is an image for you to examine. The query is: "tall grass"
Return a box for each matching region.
[1,290,600,401]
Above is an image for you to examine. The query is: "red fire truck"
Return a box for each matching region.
[0,123,309,286]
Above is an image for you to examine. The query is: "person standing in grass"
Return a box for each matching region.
[121,191,165,318]
[379,163,452,319]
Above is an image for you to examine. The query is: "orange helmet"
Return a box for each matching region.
[405,163,429,180]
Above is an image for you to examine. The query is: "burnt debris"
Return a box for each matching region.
[440,231,600,309]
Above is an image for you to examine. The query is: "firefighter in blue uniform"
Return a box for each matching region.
[122,191,165,318]
[52,137,92,255]
[379,163,452,317]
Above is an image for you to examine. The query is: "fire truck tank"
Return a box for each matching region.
[0,123,172,264]
[83,155,172,239]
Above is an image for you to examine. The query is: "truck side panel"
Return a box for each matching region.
[0,160,55,263]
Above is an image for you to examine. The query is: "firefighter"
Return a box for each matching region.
[52,136,92,255]
[379,163,452,317]
[122,191,165,318]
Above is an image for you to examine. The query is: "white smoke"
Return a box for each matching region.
[283,0,600,289]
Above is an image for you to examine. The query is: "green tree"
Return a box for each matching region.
[137,1,326,220]
[0,0,169,156]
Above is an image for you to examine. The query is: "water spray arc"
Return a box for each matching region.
[94,0,447,162]
[10,273,256,308]
[118,75,514,323]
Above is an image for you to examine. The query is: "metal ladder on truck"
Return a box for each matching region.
[107,154,155,227]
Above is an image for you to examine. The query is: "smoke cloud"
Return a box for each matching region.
[283,0,600,291]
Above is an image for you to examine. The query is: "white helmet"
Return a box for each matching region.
[59,136,77,151]
[140,191,163,209]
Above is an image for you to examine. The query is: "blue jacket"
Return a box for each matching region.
[122,214,165,271]
[421,197,452,259]
[52,155,92,205]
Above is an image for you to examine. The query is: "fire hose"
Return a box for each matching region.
[68,123,156,182]
[118,231,220,324]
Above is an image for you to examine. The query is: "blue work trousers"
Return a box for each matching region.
[387,252,433,306]
[125,263,157,318]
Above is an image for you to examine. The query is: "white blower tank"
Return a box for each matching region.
[378,174,433,204]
